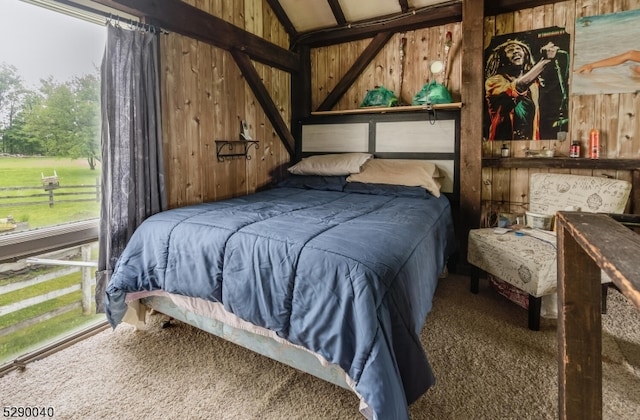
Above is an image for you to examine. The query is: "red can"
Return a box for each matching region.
[570,140,580,158]
[589,129,600,159]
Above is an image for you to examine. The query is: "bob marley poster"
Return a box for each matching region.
[484,27,570,141]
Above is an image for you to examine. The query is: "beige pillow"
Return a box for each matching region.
[347,159,442,197]
[287,153,373,176]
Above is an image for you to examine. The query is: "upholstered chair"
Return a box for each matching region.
[467,173,632,330]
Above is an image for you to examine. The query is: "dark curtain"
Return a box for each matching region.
[95,24,166,312]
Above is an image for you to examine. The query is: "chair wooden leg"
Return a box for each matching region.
[528,295,542,331]
[601,283,609,314]
[470,265,480,294]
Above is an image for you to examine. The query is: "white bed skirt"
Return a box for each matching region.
[122,290,373,419]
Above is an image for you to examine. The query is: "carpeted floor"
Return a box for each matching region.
[2,273,639,419]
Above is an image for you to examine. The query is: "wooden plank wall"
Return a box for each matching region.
[158,1,638,219]
[310,0,639,228]
[310,23,463,110]
[160,0,291,209]
[481,0,640,225]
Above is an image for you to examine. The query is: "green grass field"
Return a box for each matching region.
[0,157,102,228]
[0,245,104,364]
[0,156,105,364]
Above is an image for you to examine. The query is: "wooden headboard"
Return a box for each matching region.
[299,110,460,202]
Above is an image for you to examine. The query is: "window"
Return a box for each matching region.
[0,0,108,367]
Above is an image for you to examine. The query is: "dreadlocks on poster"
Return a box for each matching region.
[484,27,570,141]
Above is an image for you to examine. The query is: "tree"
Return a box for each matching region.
[2,91,44,155]
[22,78,75,157]
[71,74,101,170]
[0,63,28,154]
[22,74,101,169]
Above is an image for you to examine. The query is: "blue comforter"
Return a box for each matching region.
[105,183,456,419]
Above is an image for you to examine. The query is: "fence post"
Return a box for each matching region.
[95,177,100,202]
[81,244,93,315]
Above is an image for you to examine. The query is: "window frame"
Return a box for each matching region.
[0,219,98,264]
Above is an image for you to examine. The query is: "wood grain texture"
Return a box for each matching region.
[557,211,640,419]
[160,1,290,209]
[477,0,640,227]
[458,0,485,259]
[161,0,640,232]
[312,24,464,112]
[557,215,603,420]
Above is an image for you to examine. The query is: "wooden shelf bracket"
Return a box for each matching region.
[215,140,260,162]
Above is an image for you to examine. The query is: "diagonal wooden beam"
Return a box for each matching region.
[317,32,394,112]
[264,0,297,40]
[91,0,300,73]
[398,0,409,14]
[327,0,347,26]
[230,50,295,157]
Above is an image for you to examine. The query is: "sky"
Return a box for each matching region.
[0,0,107,89]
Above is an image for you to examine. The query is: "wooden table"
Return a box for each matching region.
[556,212,640,420]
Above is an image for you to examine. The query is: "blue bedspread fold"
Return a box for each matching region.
[105,186,456,420]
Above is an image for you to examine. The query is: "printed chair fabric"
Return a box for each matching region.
[468,229,558,297]
[528,173,631,215]
[467,174,631,317]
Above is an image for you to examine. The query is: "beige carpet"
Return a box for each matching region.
[2,274,639,419]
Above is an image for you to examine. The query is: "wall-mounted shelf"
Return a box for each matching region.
[215,140,259,162]
[483,157,640,170]
[481,157,640,217]
[310,102,462,116]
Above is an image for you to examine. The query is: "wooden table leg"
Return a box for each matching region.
[557,224,603,420]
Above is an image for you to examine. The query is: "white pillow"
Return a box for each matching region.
[287,153,373,176]
[346,159,442,197]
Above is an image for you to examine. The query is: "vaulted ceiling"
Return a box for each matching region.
[266,0,560,47]
[275,0,454,32]
[66,0,561,49]
[269,0,462,47]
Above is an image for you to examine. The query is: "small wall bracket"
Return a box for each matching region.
[215,140,259,162]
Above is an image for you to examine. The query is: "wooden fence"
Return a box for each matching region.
[0,244,97,337]
[0,180,100,208]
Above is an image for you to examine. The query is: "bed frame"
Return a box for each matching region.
[128,108,461,417]
[299,109,460,203]
[135,294,352,388]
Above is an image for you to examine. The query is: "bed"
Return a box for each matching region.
[105,110,459,420]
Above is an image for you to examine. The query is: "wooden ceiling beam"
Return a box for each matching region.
[91,0,300,73]
[485,0,560,16]
[291,0,564,48]
[399,0,410,14]
[327,0,347,26]
[294,3,461,47]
